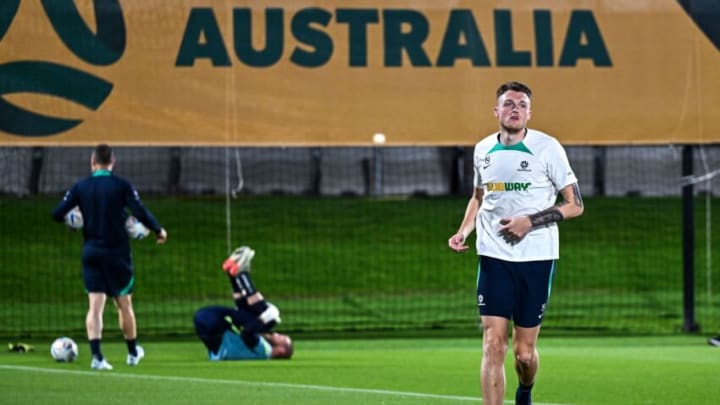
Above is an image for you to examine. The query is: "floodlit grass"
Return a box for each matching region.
[1,336,717,405]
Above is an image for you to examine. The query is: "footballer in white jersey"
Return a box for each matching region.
[448,81,584,405]
[473,129,578,262]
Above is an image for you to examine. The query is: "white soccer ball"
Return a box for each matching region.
[50,337,78,362]
[125,216,150,240]
[64,206,83,229]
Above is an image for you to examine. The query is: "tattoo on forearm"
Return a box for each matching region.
[528,184,582,228]
[529,207,564,227]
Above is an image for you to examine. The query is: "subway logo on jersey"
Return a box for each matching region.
[486,182,531,191]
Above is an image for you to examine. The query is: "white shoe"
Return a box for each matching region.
[709,336,720,347]
[90,357,113,370]
[127,345,144,366]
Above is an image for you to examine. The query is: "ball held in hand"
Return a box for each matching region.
[64,206,83,229]
[125,216,150,239]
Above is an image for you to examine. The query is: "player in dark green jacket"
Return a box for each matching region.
[52,144,168,370]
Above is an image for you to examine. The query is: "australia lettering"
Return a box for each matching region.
[176,8,612,68]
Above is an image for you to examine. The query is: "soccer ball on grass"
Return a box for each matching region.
[50,337,78,362]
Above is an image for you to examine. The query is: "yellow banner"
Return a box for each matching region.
[0,0,718,146]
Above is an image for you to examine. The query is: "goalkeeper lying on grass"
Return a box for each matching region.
[193,246,293,360]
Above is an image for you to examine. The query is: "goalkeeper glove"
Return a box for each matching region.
[222,246,255,277]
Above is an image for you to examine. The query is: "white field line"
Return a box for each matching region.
[0,364,572,405]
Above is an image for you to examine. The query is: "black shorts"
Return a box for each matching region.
[82,245,134,296]
[476,255,556,328]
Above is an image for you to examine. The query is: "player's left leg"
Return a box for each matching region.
[83,246,113,370]
[511,259,556,405]
[229,274,270,314]
[86,292,107,363]
[224,247,274,317]
[86,294,106,339]
[512,325,541,405]
[222,247,282,351]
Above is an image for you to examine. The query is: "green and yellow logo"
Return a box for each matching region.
[0,0,126,137]
[487,182,531,192]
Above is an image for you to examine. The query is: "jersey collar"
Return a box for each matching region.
[92,169,112,177]
[488,140,533,155]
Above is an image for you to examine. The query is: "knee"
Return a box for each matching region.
[113,297,134,313]
[193,309,211,330]
[483,337,508,360]
[118,305,134,316]
[87,305,104,317]
[259,303,281,325]
[514,350,536,368]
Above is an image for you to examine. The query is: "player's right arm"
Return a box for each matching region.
[448,186,484,252]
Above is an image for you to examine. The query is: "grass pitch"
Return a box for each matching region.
[1,336,717,404]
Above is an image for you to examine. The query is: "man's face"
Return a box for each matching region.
[494,90,532,133]
[267,333,293,359]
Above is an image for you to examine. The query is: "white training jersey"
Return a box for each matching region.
[473,129,577,262]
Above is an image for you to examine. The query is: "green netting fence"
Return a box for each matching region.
[0,145,718,338]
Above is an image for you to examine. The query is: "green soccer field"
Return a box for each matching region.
[1,336,717,405]
[2,194,719,403]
